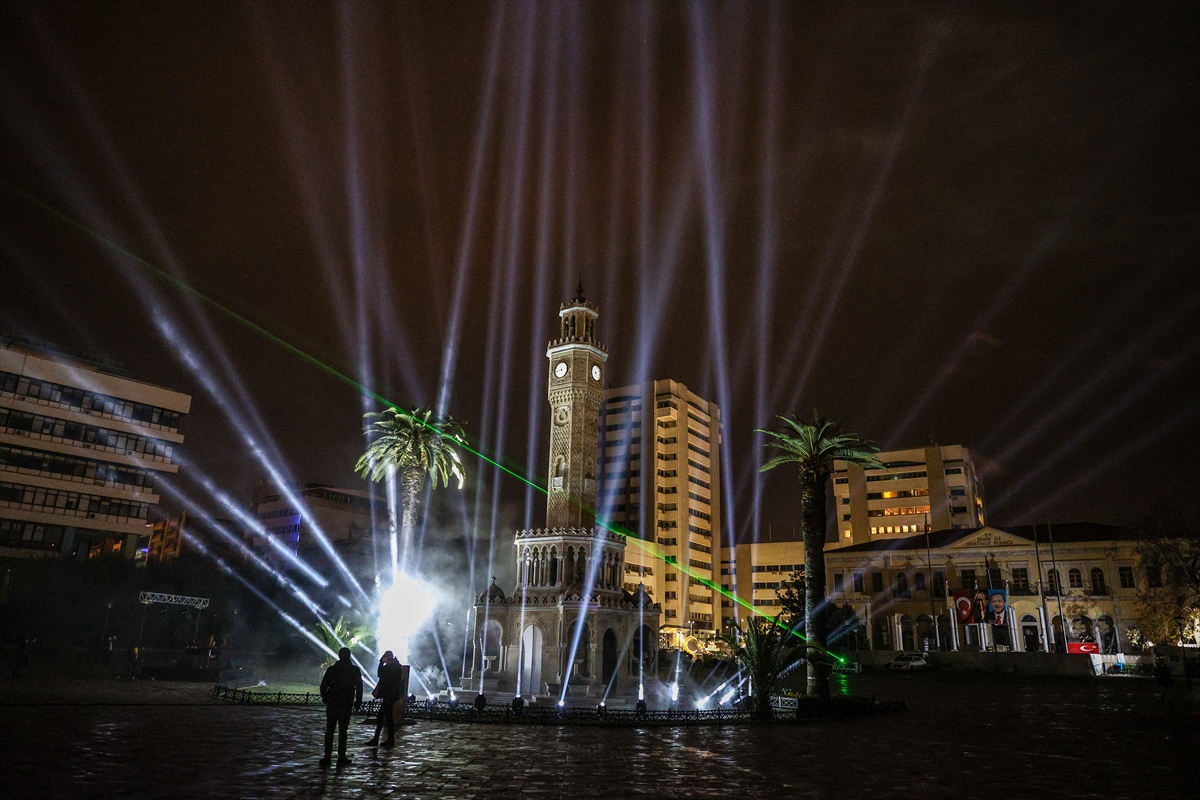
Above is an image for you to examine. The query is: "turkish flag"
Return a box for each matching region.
[952,590,975,624]
[1067,642,1099,654]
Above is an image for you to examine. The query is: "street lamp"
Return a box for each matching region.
[1174,615,1192,690]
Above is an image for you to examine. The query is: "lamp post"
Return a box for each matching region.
[1174,615,1192,690]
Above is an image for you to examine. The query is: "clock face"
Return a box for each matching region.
[554,362,568,378]
[591,365,601,381]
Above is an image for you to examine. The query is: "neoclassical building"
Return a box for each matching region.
[462,289,659,705]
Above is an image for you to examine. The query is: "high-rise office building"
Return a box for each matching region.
[601,379,721,646]
[829,444,985,549]
[0,336,190,560]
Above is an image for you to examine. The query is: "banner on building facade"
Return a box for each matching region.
[1067,642,1100,654]
[985,590,1008,626]
[952,590,982,624]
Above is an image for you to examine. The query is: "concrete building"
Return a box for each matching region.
[600,379,721,647]
[823,523,1144,655]
[249,483,385,580]
[0,336,190,561]
[719,535,805,632]
[463,290,658,704]
[830,444,985,549]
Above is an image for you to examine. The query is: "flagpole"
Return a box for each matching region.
[925,513,938,650]
[1047,523,1067,652]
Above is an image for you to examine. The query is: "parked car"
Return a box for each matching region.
[885,653,929,671]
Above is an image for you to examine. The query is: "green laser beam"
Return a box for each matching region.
[3,179,843,663]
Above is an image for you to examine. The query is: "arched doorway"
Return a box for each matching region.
[602,629,618,685]
[519,625,544,695]
[916,615,935,652]
[1020,614,1040,652]
[480,620,503,673]
[900,615,915,651]
[629,625,656,676]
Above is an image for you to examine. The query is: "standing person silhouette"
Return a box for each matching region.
[319,648,362,768]
[366,651,403,748]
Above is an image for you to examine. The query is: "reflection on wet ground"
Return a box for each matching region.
[1,673,1194,798]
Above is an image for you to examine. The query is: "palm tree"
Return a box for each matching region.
[758,411,881,699]
[719,614,801,720]
[355,407,466,575]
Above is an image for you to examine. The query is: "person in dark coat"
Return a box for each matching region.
[319,647,362,767]
[367,651,403,748]
[1154,657,1174,702]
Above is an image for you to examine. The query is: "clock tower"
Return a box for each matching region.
[545,284,607,529]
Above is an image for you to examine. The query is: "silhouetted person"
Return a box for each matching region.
[367,651,403,748]
[1155,657,1174,702]
[319,647,362,768]
[474,693,487,712]
[11,638,33,679]
[102,636,116,668]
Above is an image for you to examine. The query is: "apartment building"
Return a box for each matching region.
[0,336,190,560]
[249,483,385,579]
[830,444,985,549]
[600,379,721,646]
[719,535,805,631]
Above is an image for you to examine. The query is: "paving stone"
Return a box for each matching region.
[0,673,1194,798]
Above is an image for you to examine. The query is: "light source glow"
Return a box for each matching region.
[376,572,439,664]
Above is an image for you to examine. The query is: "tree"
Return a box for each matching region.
[355,407,466,575]
[312,615,373,663]
[758,411,881,699]
[718,614,800,720]
[1132,510,1200,646]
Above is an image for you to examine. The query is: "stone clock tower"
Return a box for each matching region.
[545,284,607,528]
[461,287,659,706]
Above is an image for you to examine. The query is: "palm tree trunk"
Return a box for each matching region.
[399,473,422,575]
[801,473,831,700]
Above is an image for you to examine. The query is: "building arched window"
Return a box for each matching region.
[895,573,910,597]
[1090,568,1107,595]
[1046,569,1060,595]
[914,572,927,592]
[1068,568,1083,589]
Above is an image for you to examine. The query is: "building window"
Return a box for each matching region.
[841,497,850,505]
[1118,566,1135,589]
[1146,566,1162,588]
[895,573,910,598]
[988,568,1002,589]
[871,572,884,593]
[960,569,976,591]
[932,572,945,596]
[1090,568,1107,595]
[1068,568,1083,589]
[853,572,864,593]
[833,573,844,593]
[1012,568,1029,591]
[842,514,851,522]
[913,572,926,592]
[1046,569,1060,595]
[664,591,677,600]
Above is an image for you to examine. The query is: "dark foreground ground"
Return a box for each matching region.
[1,672,1195,799]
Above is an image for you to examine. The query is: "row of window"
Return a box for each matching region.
[0,444,156,491]
[689,508,711,522]
[0,408,175,461]
[687,443,708,458]
[1,371,183,431]
[751,564,801,573]
[868,505,931,518]
[0,481,149,522]
[688,459,710,474]
[868,489,930,500]
[834,564,1143,597]
[688,541,711,554]
[688,524,710,538]
[689,475,710,490]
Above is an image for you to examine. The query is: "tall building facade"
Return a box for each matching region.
[0,337,190,560]
[830,444,985,549]
[463,291,658,704]
[600,379,721,647]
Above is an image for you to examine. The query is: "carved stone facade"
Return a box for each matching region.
[463,289,660,706]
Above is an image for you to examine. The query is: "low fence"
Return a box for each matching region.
[212,685,903,726]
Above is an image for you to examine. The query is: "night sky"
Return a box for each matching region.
[1,0,1198,547]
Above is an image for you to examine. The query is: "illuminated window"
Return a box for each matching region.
[843,529,852,539]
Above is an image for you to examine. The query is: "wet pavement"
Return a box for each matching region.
[1,673,1195,799]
